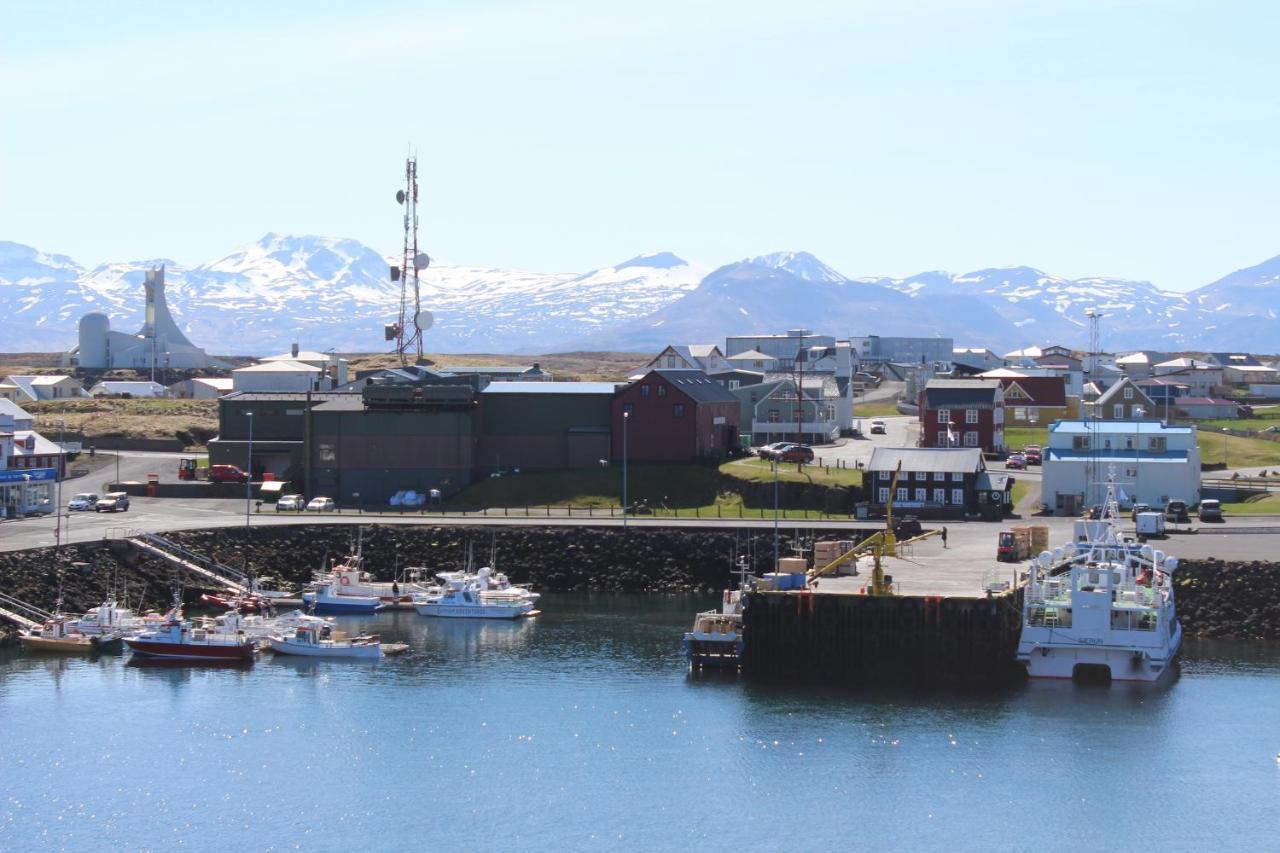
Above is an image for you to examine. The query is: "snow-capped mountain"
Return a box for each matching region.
[2,235,1279,355]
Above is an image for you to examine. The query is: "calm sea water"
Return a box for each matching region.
[1,594,1277,852]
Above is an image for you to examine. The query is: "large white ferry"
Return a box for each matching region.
[1016,477,1182,683]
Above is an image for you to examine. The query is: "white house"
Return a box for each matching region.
[1042,420,1201,514]
[168,377,235,399]
[232,360,326,393]
[647,345,725,373]
[261,346,349,387]
[88,380,169,398]
[2,375,86,402]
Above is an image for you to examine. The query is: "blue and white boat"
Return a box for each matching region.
[302,578,384,614]
[412,567,539,620]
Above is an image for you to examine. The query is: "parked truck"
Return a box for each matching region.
[1135,512,1166,539]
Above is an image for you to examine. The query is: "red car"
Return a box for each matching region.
[777,444,815,463]
[208,464,250,484]
[1022,446,1042,465]
[1005,453,1026,470]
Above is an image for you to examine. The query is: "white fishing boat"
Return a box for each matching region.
[70,598,147,637]
[412,567,539,620]
[268,622,383,660]
[301,574,384,615]
[310,556,432,610]
[1016,473,1182,683]
[124,603,256,662]
[200,609,329,642]
[683,557,749,669]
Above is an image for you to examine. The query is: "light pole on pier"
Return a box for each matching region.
[622,410,629,529]
[245,411,254,531]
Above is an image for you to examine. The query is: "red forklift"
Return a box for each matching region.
[177,458,206,481]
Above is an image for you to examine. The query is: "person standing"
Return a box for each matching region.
[941,526,948,548]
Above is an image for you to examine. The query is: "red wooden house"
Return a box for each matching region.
[611,369,740,462]
[919,379,1005,452]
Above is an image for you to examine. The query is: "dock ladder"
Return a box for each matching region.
[106,528,251,595]
[0,592,54,632]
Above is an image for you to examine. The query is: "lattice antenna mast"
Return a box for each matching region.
[1085,308,1104,507]
[387,155,432,365]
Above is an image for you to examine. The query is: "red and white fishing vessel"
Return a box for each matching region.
[124,598,255,662]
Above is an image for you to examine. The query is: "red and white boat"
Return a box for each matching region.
[124,605,256,662]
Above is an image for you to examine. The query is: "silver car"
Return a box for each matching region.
[68,492,99,511]
[275,494,305,511]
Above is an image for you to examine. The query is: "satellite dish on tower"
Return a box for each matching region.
[414,309,434,332]
[414,253,431,270]
[396,189,406,204]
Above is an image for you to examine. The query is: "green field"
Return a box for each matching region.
[1180,406,1280,435]
[1202,432,1280,468]
[1220,494,1280,515]
[1004,426,1048,451]
[854,399,903,418]
[444,459,862,518]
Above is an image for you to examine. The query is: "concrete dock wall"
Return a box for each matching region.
[743,588,1025,687]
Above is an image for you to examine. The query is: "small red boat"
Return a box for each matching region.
[125,609,255,662]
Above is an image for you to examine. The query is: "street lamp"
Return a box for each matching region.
[773,456,780,572]
[1134,405,1145,506]
[1221,427,1229,469]
[55,419,65,549]
[622,410,629,529]
[245,411,254,530]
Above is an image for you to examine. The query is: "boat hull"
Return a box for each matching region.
[268,637,381,660]
[413,603,531,619]
[21,635,99,654]
[125,639,255,661]
[683,633,743,669]
[1018,645,1178,682]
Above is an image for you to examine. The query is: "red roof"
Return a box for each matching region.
[998,376,1067,407]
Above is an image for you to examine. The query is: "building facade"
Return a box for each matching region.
[476,382,616,472]
[611,369,739,463]
[919,379,1004,451]
[865,447,1011,519]
[1041,420,1201,514]
[1090,377,1157,421]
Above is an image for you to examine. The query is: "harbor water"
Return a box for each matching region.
[1,593,1277,851]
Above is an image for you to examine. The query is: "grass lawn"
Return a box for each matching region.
[854,400,903,418]
[445,460,862,519]
[1200,432,1280,468]
[1004,426,1048,450]
[720,457,862,488]
[1219,495,1280,515]
[1011,480,1031,509]
[1181,407,1280,435]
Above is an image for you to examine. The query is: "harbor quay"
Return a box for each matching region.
[2,521,1279,680]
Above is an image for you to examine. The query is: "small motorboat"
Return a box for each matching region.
[268,623,383,660]
[302,579,384,614]
[22,615,123,654]
[412,566,539,620]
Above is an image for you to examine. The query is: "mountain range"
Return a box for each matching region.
[2,235,1278,356]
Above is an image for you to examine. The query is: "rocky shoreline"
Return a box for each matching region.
[1,528,1277,645]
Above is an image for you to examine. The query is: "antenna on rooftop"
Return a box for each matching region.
[386,154,429,365]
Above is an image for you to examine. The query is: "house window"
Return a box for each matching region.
[914,488,927,502]
[666,356,679,368]
[896,488,908,502]
[1028,407,1038,423]
[768,410,780,423]
[934,472,945,481]
[1113,404,1124,419]
[952,472,964,482]
[728,380,740,390]
[936,434,949,447]
[915,471,926,481]
[1124,387,1133,399]
[878,487,890,503]
[964,432,979,447]
[622,403,634,416]
[1013,407,1027,421]
[966,409,978,424]
[672,404,685,418]
[937,409,951,425]
[879,471,890,480]
[641,384,650,397]
[1148,437,1166,452]
[657,384,667,397]
[1125,436,1134,449]
[1073,436,1090,451]
[933,488,945,503]
[951,488,965,504]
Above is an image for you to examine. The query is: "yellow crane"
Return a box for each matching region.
[807,461,939,595]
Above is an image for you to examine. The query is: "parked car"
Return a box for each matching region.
[306,497,336,512]
[1165,499,1190,523]
[1005,453,1026,470]
[275,494,305,511]
[756,442,793,460]
[208,464,250,484]
[67,492,99,511]
[94,492,130,513]
[869,420,887,435]
[893,515,923,539]
[777,444,815,463]
[1130,502,1152,522]
[1086,504,1104,520]
[1198,499,1223,522]
[1022,445,1042,465]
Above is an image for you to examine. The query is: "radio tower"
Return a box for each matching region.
[386,155,432,365]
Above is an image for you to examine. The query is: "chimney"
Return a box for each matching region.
[291,343,299,358]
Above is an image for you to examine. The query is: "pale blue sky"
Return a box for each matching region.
[2,0,1276,290]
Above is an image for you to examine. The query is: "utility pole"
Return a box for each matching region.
[622,410,629,529]
[245,411,254,532]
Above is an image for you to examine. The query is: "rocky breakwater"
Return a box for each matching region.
[1176,560,1280,640]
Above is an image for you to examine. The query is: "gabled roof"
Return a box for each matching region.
[234,360,323,373]
[1155,357,1217,370]
[90,381,168,395]
[480,382,617,395]
[262,350,339,363]
[193,377,235,390]
[999,376,1067,407]
[1174,397,1238,406]
[1208,352,1261,367]
[868,446,984,474]
[0,398,34,425]
[726,349,772,361]
[922,379,1001,408]
[649,369,738,403]
[11,430,61,456]
[977,368,1029,378]
[1095,377,1155,408]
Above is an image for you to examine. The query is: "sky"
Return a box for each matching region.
[1,0,1277,291]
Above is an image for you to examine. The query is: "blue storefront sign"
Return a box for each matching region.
[0,468,57,483]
